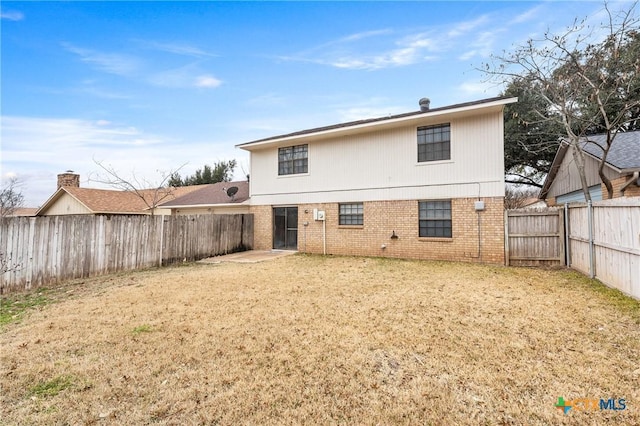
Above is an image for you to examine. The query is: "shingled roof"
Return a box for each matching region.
[581,131,640,171]
[159,181,249,207]
[539,130,640,200]
[36,185,205,215]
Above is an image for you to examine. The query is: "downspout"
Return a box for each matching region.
[620,171,640,194]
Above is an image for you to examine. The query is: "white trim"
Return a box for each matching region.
[238,98,516,150]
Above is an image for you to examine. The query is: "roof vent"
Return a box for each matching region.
[419,97,431,112]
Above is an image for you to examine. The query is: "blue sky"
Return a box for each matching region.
[1,1,613,206]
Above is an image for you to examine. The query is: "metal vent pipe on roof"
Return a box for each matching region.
[419,97,431,112]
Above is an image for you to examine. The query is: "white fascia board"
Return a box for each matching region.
[237,97,517,151]
[165,202,249,209]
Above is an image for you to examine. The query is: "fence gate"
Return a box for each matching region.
[505,209,565,267]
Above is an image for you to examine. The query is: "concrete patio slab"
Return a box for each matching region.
[197,250,297,264]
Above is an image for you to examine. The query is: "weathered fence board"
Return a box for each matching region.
[568,200,640,299]
[1,214,253,293]
[506,201,638,300]
[505,209,564,267]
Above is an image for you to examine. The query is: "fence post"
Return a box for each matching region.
[588,200,595,279]
[564,203,570,267]
[158,215,164,267]
[558,208,565,267]
[504,210,510,266]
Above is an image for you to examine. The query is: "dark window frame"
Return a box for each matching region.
[339,203,364,226]
[417,123,451,162]
[419,200,452,238]
[278,144,308,175]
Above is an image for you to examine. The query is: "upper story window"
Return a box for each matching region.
[419,200,452,238]
[339,203,364,226]
[417,123,450,162]
[278,144,308,175]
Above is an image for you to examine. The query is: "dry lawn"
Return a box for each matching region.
[1,254,639,425]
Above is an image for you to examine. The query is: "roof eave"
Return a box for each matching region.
[36,187,95,216]
[164,201,250,209]
[237,96,517,150]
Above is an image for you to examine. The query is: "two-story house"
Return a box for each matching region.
[237,96,517,264]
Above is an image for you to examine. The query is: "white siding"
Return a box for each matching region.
[41,193,91,215]
[249,112,505,205]
[547,144,618,199]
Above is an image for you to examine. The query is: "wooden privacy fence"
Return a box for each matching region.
[506,200,640,300]
[0,214,253,293]
[504,209,564,267]
[566,199,639,300]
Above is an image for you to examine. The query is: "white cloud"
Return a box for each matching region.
[338,29,394,43]
[63,43,141,76]
[195,74,222,88]
[281,15,499,71]
[326,33,439,70]
[447,15,491,38]
[136,40,216,58]
[1,116,245,206]
[1,10,24,21]
[509,5,544,25]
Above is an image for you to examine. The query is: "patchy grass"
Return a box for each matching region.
[28,375,74,398]
[1,254,638,425]
[132,324,153,335]
[0,289,52,328]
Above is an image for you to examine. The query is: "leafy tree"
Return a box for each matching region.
[169,160,237,186]
[503,79,564,188]
[484,1,640,200]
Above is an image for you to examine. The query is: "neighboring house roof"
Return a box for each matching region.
[521,198,547,209]
[159,181,249,208]
[237,95,517,149]
[1,207,38,217]
[36,185,204,215]
[581,131,640,171]
[540,130,640,199]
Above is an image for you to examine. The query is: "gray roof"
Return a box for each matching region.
[581,131,640,170]
[158,181,249,207]
[539,130,640,200]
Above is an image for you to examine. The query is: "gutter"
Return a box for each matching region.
[620,171,640,193]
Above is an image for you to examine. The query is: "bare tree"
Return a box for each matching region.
[1,177,25,275]
[90,160,186,215]
[484,1,640,200]
[504,186,541,210]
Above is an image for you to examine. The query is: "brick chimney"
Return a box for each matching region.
[57,171,80,189]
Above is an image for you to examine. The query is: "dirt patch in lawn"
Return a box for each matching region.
[1,255,639,425]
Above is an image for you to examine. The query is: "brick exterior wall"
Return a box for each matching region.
[57,173,80,189]
[603,176,640,199]
[250,197,505,264]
